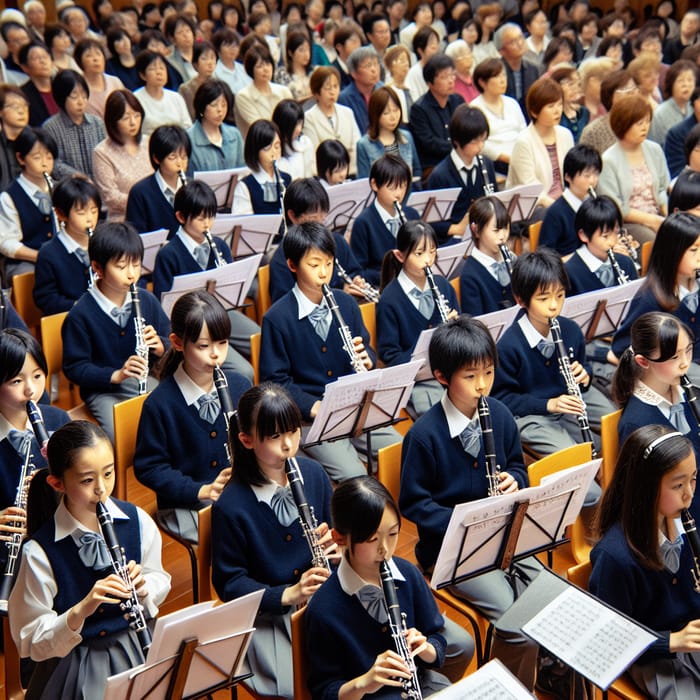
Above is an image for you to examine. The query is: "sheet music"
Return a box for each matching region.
[435,240,470,279]
[208,213,280,256]
[523,586,657,690]
[324,178,372,232]
[492,184,543,223]
[140,228,169,274]
[406,187,462,223]
[431,659,535,699]
[474,306,521,342]
[194,166,250,211]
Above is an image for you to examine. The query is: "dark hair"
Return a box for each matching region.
[428,316,497,382]
[331,475,400,548]
[526,77,563,121]
[233,382,303,486]
[283,221,336,266]
[74,37,107,71]
[52,175,102,218]
[243,43,274,78]
[424,53,454,85]
[669,168,700,213]
[367,86,403,142]
[135,49,167,77]
[163,12,196,40]
[412,25,439,58]
[244,119,279,170]
[45,23,71,52]
[473,58,505,93]
[173,180,217,221]
[369,153,411,190]
[193,39,216,66]
[104,89,145,145]
[597,424,693,570]
[684,120,700,164]
[612,312,693,406]
[664,59,699,100]
[138,29,169,52]
[511,247,569,306]
[543,35,575,69]
[89,221,144,268]
[0,84,28,112]
[597,34,623,59]
[468,196,509,245]
[563,143,602,182]
[575,195,622,241]
[450,104,489,148]
[272,99,305,156]
[149,124,191,170]
[159,290,232,378]
[52,70,90,111]
[285,30,311,73]
[315,139,349,181]
[0,21,28,45]
[645,212,700,310]
[213,27,241,52]
[193,79,232,122]
[380,220,438,289]
[18,41,48,68]
[283,177,330,224]
[14,127,58,162]
[310,65,341,95]
[0,328,47,384]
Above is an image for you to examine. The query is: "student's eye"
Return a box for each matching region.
[465,374,475,380]
[10,378,21,385]
[367,535,378,543]
[269,432,281,440]
[81,478,93,485]
[33,372,43,380]
[485,369,494,376]
[198,344,208,349]
[389,530,399,538]
[104,470,113,479]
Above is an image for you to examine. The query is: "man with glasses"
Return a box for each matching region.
[338,46,381,135]
[496,23,540,121]
[0,86,29,190]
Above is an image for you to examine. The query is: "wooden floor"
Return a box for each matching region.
[0,472,576,700]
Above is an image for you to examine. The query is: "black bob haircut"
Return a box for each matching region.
[173,180,218,220]
[510,247,569,306]
[89,221,144,267]
[283,221,336,267]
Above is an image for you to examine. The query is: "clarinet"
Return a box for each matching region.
[273,160,286,215]
[682,509,700,593]
[334,258,380,303]
[213,364,236,467]
[498,243,513,277]
[379,560,423,700]
[86,226,96,288]
[178,170,187,187]
[203,229,226,268]
[606,248,629,285]
[478,155,494,195]
[285,457,330,571]
[27,400,49,459]
[0,435,34,611]
[43,171,54,196]
[549,317,597,456]
[394,200,407,226]
[129,283,149,396]
[96,501,152,654]
[424,265,450,324]
[0,288,6,330]
[681,375,700,428]
[478,396,501,497]
[321,284,368,373]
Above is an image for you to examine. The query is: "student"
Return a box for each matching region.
[590,425,700,698]
[269,177,366,303]
[315,138,350,185]
[125,124,191,239]
[459,196,516,316]
[539,144,602,258]
[0,127,57,283]
[399,317,542,690]
[62,222,170,442]
[34,176,101,316]
[564,195,638,297]
[306,476,460,698]
[134,291,250,543]
[426,105,496,242]
[260,222,401,481]
[232,119,292,216]
[152,180,257,382]
[272,98,315,180]
[350,154,420,287]
[9,420,171,700]
[492,247,614,457]
[612,212,700,382]
[211,382,336,700]
[377,221,459,415]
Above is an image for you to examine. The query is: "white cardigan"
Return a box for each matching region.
[302,103,362,176]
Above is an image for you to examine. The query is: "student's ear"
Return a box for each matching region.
[46,474,65,493]
[392,248,405,264]
[238,431,254,449]
[92,261,104,279]
[433,368,449,387]
[369,178,379,193]
[169,332,185,352]
[287,209,299,225]
[175,210,187,225]
[513,294,527,309]
[633,353,650,370]
[287,258,298,274]
[331,528,347,547]
[577,228,589,244]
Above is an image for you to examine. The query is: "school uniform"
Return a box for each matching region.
[564,245,638,297]
[306,555,449,700]
[61,285,170,441]
[377,272,458,415]
[350,200,420,286]
[590,522,700,697]
[33,230,91,316]
[0,291,28,332]
[134,365,251,542]
[260,286,401,481]
[211,458,332,699]
[539,191,581,257]
[232,170,292,217]
[269,233,361,303]
[493,309,613,460]
[125,172,180,239]
[459,249,515,316]
[399,393,541,688]
[9,497,170,700]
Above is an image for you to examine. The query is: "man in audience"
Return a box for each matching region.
[496,22,540,120]
[665,86,700,179]
[332,23,363,88]
[1,21,30,85]
[338,46,381,135]
[20,42,58,127]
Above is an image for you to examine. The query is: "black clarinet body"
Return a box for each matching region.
[477,396,501,497]
[681,375,700,429]
[682,509,700,593]
[213,364,236,467]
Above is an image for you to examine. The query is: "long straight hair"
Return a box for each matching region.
[380,220,438,290]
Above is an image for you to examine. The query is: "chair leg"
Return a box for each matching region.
[155,514,200,604]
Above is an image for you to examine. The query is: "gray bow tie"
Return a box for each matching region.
[669,403,691,435]
[35,190,52,216]
[164,187,175,206]
[458,419,481,457]
[74,247,90,267]
[197,391,220,423]
[110,303,132,328]
[537,339,555,359]
[270,485,298,526]
[595,262,615,287]
[660,537,683,573]
[193,242,210,269]
[262,181,278,203]
[684,290,699,314]
[77,531,112,571]
[7,429,34,457]
[410,287,435,320]
[309,303,331,340]
[492,261,510,286]
[356,584,389,623]
[387,218,400,237]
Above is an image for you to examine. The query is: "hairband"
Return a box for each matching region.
[643,431,683,459]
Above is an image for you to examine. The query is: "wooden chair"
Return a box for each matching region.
[256,264,271,323]
[11,271,41,338]
[3,613,25,699]
[640,241,652,276]
[529,220,542,251]
[250,332,261,385]
[528,442,594,565]
[600,409,622,491]
[291,607,311,700]
[197,505,213,603]
[450,277,461,309]
[360,301,376,354]
[377,442,402,502]
[113,394,150,504]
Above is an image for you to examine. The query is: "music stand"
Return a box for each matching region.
[194,167,250,212]
[406,187,462,223]
[208,214,280,258]
[140,228,169,276]
[475,306,521,342]
[324,178,372,233]
[492,184,543,224]
[434,240,470,279]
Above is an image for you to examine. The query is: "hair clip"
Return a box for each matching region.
[643,431,683,459]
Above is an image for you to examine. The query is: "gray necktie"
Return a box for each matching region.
[492,261,510,286]
[409,287,435,320]
[77,532,112,571]
[263,181,278,202]
[197,391,220,423]
[164,187,175,206]
[356,584,389,623]
[595,262,615,287]
[74,247,90,267]
[309,303,331,340]
[110,303,132,328]
[387,218,400,237]
[7,429,33,457]
[684,291,699,314]
[270,485,298,526]
[537,339,555,359]
[458,419,481,457]
[669,403,691,435]
[35,190,52,216]
[193,242,210,269]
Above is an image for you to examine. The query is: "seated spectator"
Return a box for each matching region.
[627,53,663,113]
[213,28,251,96]
[550,65,589,144]
[648,59,699,146]
[274,30,312,101]
[74,38,125,120]
[384,44,413,122]
[163,13,197,83]
[106,27,141,91]
[44,23,81,75]
[272,99,315,180]
[580,56,616,121]
[332,21,363,89]
[338,46,382,136]
[178,41,217,120]
[496,22,540,120]
[664,86,700,179]
[445,39,479,104]
[0,85,28,191]
[405,26,440,103]
[20,42,59,127]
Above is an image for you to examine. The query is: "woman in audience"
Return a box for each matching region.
[272,99,314,180]
[524,8,550,69]
[164,13,197,83]
[74,38,124,120]
[445,39,478,104]
[627,53,663,112]
[44,23,81,75]
[550,65,589,143]
[384,44,413,122]
[648,59,699,146]
[580,57,616,120]
[472,3,502,65]
[178,41,218,120]
[105,27,140,91]
[274,30,312,101]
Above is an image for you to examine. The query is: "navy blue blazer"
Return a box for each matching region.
[34,237,91,315]
[564,249,638,297]
[459,255,515,315]
[665,114,698,179]
[337,80,373,135]
[539,195,579,256]
[409,92,464,170]
[6,179,56,250]
[22,81,54,127]
[1,291,28,332]
[125,174,180,239]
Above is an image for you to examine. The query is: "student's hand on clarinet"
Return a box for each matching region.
[315,521,340,563]
[345,275,369,298]
[547,394,585,415]
[670,619,700,652]
[126,560,148,599]
[0,506,26,541]
[343,650,411,696]
[197,467,232,502]
[69,574,131,630]
[569,360,589,387]
[405,627,436,663]
[497,472,519,494]
[142,324,165,357]
[446,308,459,320]
[281,566,330,606]
[111,354,149,385]
[352,336,373,370]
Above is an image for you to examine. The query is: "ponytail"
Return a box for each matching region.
[611,346,638,408]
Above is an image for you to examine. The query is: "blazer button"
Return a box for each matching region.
[99,630,107,637]
[286,534,292,542]
[211,460,218,468]
[327,370,333,377]
[47,231,52,237]
[428,323,433,329]
[381,625,388,633]
[472,460,478,468]
[321,346,327,352]
[293,569,299,576]
[120,330,126,337]
[545,360,550,366]
[210,430,217,438]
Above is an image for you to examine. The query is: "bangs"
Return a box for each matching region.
[254,384,302,438]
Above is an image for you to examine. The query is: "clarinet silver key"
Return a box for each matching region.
[424,265,451,324]
[321,284,368,373]
[129,283,149,395]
